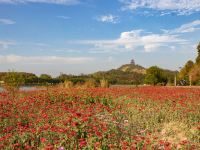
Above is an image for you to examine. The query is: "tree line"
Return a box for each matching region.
[1,41,199,87]
[178,42,200,85]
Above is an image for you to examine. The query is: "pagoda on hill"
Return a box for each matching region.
[130,59,135,65]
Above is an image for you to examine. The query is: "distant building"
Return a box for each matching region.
[130,59,135,65]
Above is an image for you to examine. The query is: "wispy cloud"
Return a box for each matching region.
[0,55,94,64]
[0,0,80,5]
[74,29,186,53]
[0,18,15,25]
[57,16,70,19]
[163,20,200,34]
[0,40,15,49]
[119,0,200,15]
[96,14,119,24]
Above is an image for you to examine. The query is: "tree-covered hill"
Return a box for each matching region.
[91,63,146,85]
[0,62,178,86]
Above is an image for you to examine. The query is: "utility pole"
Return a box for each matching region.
[189,75,192,86]
[174,75,177,86]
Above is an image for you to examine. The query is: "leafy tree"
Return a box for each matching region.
[178,60,194,83]
[3,71,25,92]
[57,74,73,82]
[39,74,52,83]
[24,73,38,84]
[190,65,200,85]
[196,42,200,64]
[145,66,167,86]
[163,69,178,85]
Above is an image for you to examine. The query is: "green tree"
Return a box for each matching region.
[24,73,38,84]
[39,74,52,84]
[3,71,25,92]
[145,66,167,86]
[57,73,71,82]
[190,65,200,85]
[178,60,194,82]
[196,42,200,64]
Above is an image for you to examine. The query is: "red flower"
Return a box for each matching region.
[79,138,87,147]
[40,137,47,143]
[94,142,100,147]
[13,143,20,147]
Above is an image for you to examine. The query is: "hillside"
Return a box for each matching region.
[91,63,178,85]
[91,63,146,85]
[118,64,146,74]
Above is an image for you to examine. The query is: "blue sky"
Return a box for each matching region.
[0,0,200,76]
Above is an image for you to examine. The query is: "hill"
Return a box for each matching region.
[91,63,146,85]
[91,63,178,85]
[118,64,146,74]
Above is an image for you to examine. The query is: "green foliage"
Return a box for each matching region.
[57,74,73,82]
[190,65,200,85]
[24,73,38,84]
[180,42,200,85]
[178,60,194,85]
[196,42,200,64]
[39,74,52,83]
[163,69,177,85]
[3,71,25,91]
[145,66,167,85]
[0,61,180,87]
[92,69,145,85]
[70,78,86,84]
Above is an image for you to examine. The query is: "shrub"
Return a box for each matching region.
[83,79,97,88]
[100,79,109,88]
[63,81,73,88]
[3,71,25,93]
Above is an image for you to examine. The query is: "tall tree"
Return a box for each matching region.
[179,60,194,79]
[196,42,200,64]
[145,66,167,86]
[190,65,200,85]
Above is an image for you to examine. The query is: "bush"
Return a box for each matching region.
[100,79,109,88]
[2,71,25,95]
[63,81,73,88]
[83,79,97,88]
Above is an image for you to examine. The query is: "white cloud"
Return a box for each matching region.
[0,18,15,25]
[57,16,70,19]
[163,20,200,34]
[119,0,200,15]
[97,14,119,24]
[0,0,80,5]
[75,29,186,53]
[0,55,94,64]
[0,40,15,49]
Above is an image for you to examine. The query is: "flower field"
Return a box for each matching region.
[0,87,200,149]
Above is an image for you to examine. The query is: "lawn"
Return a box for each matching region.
[0,87,200,149]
